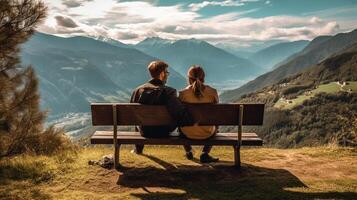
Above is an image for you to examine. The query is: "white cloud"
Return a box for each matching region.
[37,0,346,45]
[188,0,245,12]
[302,5,357,32]
[55,15,78,28]
[62,0,94,8]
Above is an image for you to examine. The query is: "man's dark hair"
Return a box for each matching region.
[148,61,168,78]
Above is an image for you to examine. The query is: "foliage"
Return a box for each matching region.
[281,83,313,96]
[0,0,73,157]
[247,92,357,147]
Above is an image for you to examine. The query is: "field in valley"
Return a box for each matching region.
[274,81,357,109]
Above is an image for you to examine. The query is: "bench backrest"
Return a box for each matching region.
[91,103,264,126]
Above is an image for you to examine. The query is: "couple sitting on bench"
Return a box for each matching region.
[130,60,219,163]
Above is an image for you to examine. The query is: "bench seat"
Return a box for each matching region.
[91,131,263,146]
[90,103,265,168]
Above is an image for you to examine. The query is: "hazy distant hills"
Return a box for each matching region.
[133,37,261,87]
[215,40,286,57]
[21,32,186,116]
[216,40,309,71]
[221,29,357,102]
[249,40,309,70]
[214,44,254,59]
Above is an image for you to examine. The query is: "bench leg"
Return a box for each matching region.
[233,145,241,169]
[114,144,121,170]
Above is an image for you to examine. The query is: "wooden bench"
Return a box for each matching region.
[90,103,265,169]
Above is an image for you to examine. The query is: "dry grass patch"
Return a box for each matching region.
[0,146,356,200]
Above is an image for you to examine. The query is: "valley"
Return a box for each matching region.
[21,29,357,145]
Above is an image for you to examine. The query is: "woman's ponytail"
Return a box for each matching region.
[192,78,203,98]
[188,65,205,98]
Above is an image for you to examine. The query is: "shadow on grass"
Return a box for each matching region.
[117,154,356,200]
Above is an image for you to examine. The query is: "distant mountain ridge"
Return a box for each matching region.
[221,29,357,102]
[94,36,129,48]
[136,37,173,49]
[133,37,262,87]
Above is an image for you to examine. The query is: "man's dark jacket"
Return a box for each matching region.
[130,78,194,137]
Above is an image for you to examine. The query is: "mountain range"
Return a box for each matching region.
[21,33,186,116]
[22,33,266,118]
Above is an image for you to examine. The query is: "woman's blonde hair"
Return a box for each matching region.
[187,65,205,98]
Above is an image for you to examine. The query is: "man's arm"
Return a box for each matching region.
[165,88,194,126]
[130,88,139,103]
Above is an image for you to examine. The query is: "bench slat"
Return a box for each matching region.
[90,131,263,146]
[92,131,259,137]
[91,103,264,126]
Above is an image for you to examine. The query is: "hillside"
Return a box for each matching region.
[238,43,357,106]
[221,29,357,102]
[21,49,130,115]
[21,33,186,116]
[274,81,357,109]
[1,146,356,200]
[228,44,357,147]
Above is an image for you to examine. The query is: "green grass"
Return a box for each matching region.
[343,81,357,92]
[312,82,341,94]
[0,146,356,200]
[274,81,357,109]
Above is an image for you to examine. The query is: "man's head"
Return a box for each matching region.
[148,60,169,83]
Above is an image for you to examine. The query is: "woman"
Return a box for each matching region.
[179,65,219,163]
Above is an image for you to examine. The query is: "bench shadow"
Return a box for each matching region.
[117,154,356,200]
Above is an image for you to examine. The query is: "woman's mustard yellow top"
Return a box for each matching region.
[178,85,219,139]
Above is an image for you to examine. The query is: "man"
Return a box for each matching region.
[130,60,193,154]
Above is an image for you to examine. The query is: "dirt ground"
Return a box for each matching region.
[1,146,356,200]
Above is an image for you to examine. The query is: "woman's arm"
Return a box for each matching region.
[213,88,219,132]
[213,89,219,104]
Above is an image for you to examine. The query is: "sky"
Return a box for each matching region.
[38,0,357,48]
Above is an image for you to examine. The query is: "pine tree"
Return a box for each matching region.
[0,0,71,156]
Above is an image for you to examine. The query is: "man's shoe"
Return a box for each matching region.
[130,149,142,154]
[185,151,194,160]
[200,153,219,163]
